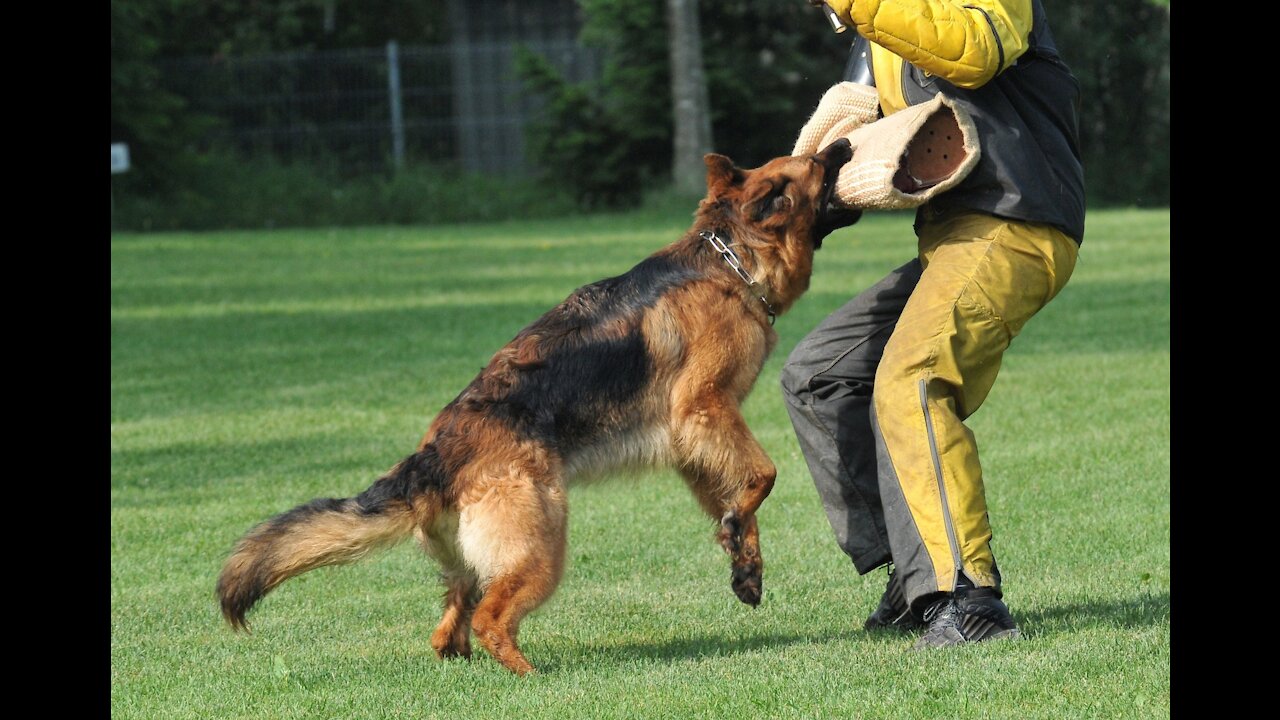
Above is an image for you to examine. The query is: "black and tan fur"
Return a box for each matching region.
[216,139,857,675]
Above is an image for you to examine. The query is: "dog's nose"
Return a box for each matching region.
[815,138,853,167]
[823,137,852,152]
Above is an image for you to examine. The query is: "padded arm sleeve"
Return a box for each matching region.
[848,0,1032,89]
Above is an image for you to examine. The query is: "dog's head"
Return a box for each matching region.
[700,138,858,252]
[694,139,858,316]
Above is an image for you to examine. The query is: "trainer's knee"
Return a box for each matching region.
[779,349,813,400]
[871,345,918,421]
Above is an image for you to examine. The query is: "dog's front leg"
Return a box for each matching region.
[720,511,764,606]
[674,402,777,607]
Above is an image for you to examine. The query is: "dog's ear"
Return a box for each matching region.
[705,154,744,196]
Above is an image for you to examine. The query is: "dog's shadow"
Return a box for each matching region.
[540,631,825,673]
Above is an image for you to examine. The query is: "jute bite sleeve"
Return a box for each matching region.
[795,85,981,210]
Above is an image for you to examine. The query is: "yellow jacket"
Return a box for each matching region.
[825,0,1034,114]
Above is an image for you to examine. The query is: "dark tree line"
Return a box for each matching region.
[112,1,1169,226]
[521,0,1169,208]
[111,0,448,189]
[1051,1,1170,205]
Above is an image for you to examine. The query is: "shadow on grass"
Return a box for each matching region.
[537,626,907,673]
[537,632,814,672]
[1016,591,1170,639]
[111,432,381,495]
[538,591,1170,670]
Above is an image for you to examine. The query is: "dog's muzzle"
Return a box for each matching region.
[811,138,860,248]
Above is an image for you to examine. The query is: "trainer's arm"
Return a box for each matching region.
[823,0,1032,89]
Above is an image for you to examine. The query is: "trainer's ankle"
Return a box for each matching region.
[912,590,951,618]
[954,573,1004,600]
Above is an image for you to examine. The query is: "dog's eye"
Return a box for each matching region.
[753,189,790,221]
[764,193,790,217]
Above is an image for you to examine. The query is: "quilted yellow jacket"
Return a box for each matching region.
[825,0,1032,114]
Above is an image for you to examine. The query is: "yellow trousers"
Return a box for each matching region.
[874,208,1077,600]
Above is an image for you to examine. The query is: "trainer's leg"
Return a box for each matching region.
[780,260,921,573]
[871,212,1078,611]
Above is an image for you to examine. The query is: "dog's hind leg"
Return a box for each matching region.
[470,562,560,675]
[418,514,479,660]
[430,571,479,659]
[459,479,568,675]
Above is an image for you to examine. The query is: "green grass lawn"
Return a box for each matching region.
[111,207,1170,719]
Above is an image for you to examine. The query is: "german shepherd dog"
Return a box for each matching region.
[216,138,857,675]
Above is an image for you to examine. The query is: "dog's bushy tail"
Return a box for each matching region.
[216,447,449,630]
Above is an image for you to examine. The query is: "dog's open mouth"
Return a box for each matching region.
[812,139,861,248]
[819,165,843,216]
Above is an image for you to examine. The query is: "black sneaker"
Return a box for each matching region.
[863,566,923,631]
[912,586,1020,650]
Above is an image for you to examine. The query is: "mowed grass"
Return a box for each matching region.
[111,207,1169,719]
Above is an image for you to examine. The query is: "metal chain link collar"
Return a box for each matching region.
[699,229,777,325]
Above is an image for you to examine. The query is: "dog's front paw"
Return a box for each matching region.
[718,512,743,555]
[731,562,762,607]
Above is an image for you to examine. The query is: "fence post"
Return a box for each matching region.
[386,40,406,171]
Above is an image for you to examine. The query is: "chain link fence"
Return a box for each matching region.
[160,38,601,176]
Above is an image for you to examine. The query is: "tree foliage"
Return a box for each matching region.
[111,0,447,194]
[518,0,847,206]
[110,0,212,190]
[521,0,1169,208]
[515,47,645,208]
[1051,0,1170,206]
[155,0,447,57]
[112,0,1171,223]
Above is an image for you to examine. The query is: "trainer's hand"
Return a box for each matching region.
[808,0,854,25]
